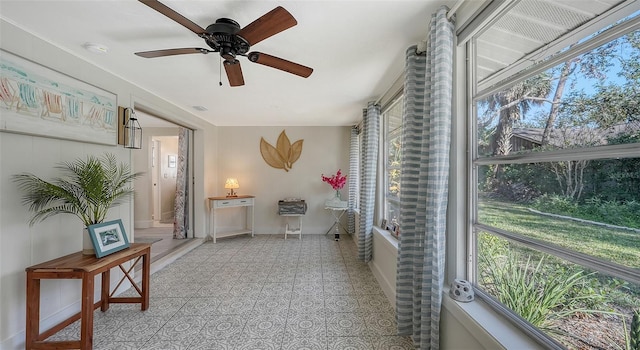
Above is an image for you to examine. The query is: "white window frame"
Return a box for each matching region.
[381,93,403,237]
[468,9,640,349]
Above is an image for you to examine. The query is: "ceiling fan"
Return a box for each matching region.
[135,0,313,87]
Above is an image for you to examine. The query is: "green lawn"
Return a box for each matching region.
[478,198,640,269]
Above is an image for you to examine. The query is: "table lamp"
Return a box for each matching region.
[225,178,239,197]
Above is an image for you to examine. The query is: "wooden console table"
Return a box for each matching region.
[25,243,151,350]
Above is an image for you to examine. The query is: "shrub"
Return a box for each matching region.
[479,235,604,331]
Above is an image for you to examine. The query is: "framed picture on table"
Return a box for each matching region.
[87,219,130,258]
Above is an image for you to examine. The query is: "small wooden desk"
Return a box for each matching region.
[25,243,151,350]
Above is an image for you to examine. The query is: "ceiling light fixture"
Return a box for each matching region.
[192,106,208,111]
[82,42,109,54]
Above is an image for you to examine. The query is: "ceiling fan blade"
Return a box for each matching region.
[139,0,205,35]
[248,52,313,78]
[237,7,297,46]
[135,48,213,58]
[224,60,245,87]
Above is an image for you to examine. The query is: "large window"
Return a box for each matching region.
[382,94,403,235]
[471,9,640,350]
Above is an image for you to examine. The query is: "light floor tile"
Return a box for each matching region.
[285,312,326,338]
[281,336,327,350]
[236,337,283,350]
[325,312,367,337]
[198,314,247,339]
[241,313,287,338]
[363,312,398,336]
[371,335,415,350]
[45,235,415,349]
[139,339,196,350]
[327,336,374,350]
[324,295,360,313]
[111,317,167,342]
[94,341,147,349]
[253,295,292,313]
[155,315,207,340]
[175,297,221,316]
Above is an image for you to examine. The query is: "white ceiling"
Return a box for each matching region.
[0,0,456,127]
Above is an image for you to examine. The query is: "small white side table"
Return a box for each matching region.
[281,214,304,239]
[278,199,307,240]
[324,206,348,241]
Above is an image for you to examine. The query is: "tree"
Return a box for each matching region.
[479,75,551,156]
[478,30,640,201]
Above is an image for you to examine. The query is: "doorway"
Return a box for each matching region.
[132,110,194,262]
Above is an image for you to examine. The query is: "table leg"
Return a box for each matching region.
[80,272,95,349]
[334,218,340,241]
[101,269,111,311]
[142,248,150,310]
[25,272,40,348]
[325,222,335,235]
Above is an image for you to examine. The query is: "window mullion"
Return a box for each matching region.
[474,143,640,166]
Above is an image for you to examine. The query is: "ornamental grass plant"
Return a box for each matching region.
[479,234,605,332]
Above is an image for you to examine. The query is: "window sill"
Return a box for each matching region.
[373,226,398,249]
[371,227,543,350]
[442,292,543,349]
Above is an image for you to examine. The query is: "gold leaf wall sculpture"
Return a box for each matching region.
[260,130,304,172]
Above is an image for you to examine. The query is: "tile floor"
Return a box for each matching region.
[134,224,193,263]
[48,234,413,349]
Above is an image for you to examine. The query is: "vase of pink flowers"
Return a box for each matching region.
[322,169,348,207]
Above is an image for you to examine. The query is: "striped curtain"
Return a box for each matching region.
[358,102,380,262]
[395,6,454,350]
[173,127,189,239]
[347,125,360,235]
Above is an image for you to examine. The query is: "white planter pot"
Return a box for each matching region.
[83,228,95,256]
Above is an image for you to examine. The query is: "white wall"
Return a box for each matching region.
[0,133,134,349]
[0,19,217,349]
[216,126,351,236]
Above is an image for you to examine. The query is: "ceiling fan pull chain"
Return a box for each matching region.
[219,56,223,87]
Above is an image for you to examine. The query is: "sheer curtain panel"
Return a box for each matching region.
[358,102,380,262]
[395,6,454,350]
[347,125,360,236]
[173,127,189,239]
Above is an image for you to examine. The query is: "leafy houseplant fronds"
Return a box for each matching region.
[13,153,144,227]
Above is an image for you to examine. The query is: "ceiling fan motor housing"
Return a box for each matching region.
[205,18,249,60]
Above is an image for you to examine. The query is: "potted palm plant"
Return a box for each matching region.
[13,153,144,255]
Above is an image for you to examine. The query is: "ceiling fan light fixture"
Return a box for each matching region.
[220,45,236,60]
